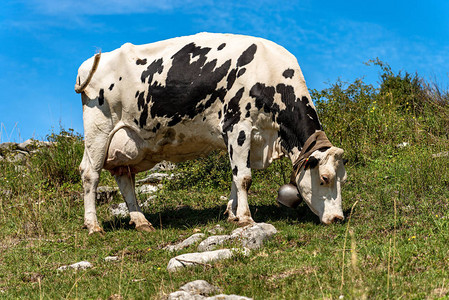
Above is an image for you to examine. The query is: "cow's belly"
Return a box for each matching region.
[103,122,226,173]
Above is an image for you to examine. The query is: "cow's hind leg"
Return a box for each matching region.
[80,151,104,234]
[224,126,255,227]
[114,172,155,232]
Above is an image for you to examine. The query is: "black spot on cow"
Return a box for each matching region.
[227,69,237,90]
[237,130,246,146]
[134,119,138,125]
[156,123,161,130]
[218,43,226,50]
[246,151,251,168]
[237,68,246,77]
[136,58,147,65]
[109,83,114,91]
[119,77,122,81]
[275,84,322,153]
[245,111,250,118]
[218,110,222,119]
[237,44,257,67]
[139,106,148,127]
[135,91,139,98]
[141,58,163,83]
[222,87,244,133]
[137,92,145,111]
[250,83,277,114]
[203,117,206,122]
[98,89,104,106]
[232,166,238,176]
[245,103,251,110]
[229,145,233,160]
[152,127,157,133]
[282,69,295,79]
[143,43,232,127]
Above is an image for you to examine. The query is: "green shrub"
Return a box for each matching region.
[29,128,84,187]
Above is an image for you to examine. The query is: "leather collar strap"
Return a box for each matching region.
[291,131,333,182]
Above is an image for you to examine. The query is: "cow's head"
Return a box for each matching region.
[294,146,347,224]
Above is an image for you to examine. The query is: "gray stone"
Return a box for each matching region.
[207,295,252,300]
[179,280,219,296]
[165,233,206,252]
[58,261,92,271]
[167,249,234,272]
[207,224,225,235]
[97,186,119,203]
[151,160,176,172]
[104,256,119,262]
[168,291,204,300]
[136,172,174,184]
[230,223,277,249]
[137,184,158,194]
[0,142,17,152]
[17,139,37,151]
[197,235,232,252]
[6,152,26,163]
[110,202,129,218]
[432,151,449,158]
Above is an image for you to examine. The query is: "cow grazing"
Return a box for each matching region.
[75,33,347,234]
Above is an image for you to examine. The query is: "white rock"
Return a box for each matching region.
[167,249,234,272]
[137,184,158,194]
[136,172,174,184]
[207,294,253,300]
[58,261,92,271]
[207,224,225,235]
[110,202,129,218]
[104,256,119,262]
[164,233,206,252]
[168,290,204,300]
[231,223,277,249]
[179,280,219,296]
[197,235,232,252]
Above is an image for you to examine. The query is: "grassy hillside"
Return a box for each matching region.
[0,62,448,299]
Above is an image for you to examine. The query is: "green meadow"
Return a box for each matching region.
[1,61,448,299]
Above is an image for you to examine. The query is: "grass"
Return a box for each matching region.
[0,62,449,299]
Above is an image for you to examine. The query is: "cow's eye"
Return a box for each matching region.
[342,158,348,165]
[304,156,319,169]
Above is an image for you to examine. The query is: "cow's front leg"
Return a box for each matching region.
[225,129,255,227]
[114,172,155,232]
[80,152,104,235]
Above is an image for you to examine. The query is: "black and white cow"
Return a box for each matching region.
[75,33,347,234]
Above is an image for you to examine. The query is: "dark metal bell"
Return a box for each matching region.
[277,184,302,208]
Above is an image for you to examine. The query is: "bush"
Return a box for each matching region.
[29,128,84,187]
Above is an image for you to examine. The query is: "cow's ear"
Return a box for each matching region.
[304,156,319,170]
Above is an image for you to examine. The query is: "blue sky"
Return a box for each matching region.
[1,0,448,142]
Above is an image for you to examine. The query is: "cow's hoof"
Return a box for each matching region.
[237,218,255,227]
[87,225,105,235]
[136,224,156,232]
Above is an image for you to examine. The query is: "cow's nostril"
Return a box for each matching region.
[331,215,344,223]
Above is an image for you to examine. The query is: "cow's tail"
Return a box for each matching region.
[74,52,101,94]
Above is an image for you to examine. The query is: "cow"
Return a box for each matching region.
[75,33,347,234]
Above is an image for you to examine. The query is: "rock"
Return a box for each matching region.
[396,142,410,148]
[210,294,249,300]
[208,224,225,235]
[179,280,219,296]
[230,223,277,249]
[136,172,174,184]
[168,280,252,300]
[104,256,119,262]
[137,184,158,194]
[167,249,234,271]
[151,160,176,172]
[197,235,232,252]
[6,151,27,163]
[0,142,17,152]
[17,139,38,151]
[164,233,206,252]
[432,151,449,158]
[58,261,92,271]
[97,186,119,203]
[110,203,129,218]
